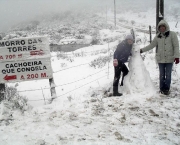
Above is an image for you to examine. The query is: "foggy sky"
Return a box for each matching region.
[0,0,179,33]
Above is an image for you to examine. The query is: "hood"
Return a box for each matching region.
[157,20,170,33]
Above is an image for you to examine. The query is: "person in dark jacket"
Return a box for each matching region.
[113,34,134,96]
[140,20,179,95]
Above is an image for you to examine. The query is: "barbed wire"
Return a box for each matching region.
[50,49,113,57]
[53,62,91,73]
[17,66,114,93]
[28,74,110,101]
[55,67,113,88]
[17,87,49,92]
[18,42,114,100]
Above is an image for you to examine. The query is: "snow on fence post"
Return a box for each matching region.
[0,83,5,102]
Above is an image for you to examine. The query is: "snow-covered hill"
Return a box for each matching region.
[0,4,180,145]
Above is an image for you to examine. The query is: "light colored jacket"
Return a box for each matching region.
[141,20,179,63]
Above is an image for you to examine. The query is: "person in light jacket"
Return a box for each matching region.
[113,34,134,96]
[140,19,179,95]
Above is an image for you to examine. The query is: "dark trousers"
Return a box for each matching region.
[158,63,173,92]
[113,62,129,86]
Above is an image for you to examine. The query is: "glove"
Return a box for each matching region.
[174,58,179,64]
[113,59,118,67]
[140,49,143,53]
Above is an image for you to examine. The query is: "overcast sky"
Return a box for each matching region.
[0,0,179,33]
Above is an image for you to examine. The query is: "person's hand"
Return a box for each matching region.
[174,58,179,64]
[140,49,143,53]
[113,59,118,66]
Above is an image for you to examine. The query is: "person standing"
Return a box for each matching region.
[113,34,134,96]
[140,20,179,95]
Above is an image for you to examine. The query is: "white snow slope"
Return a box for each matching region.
[0,9,180,145]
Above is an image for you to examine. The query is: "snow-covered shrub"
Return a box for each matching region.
[60,63,67,68]
[56,52,69,59]
[91,38,100,45]
[91,50,100,56]
[4,86,28,112]
[57,52,74,62]
[119,17,127,23]
[131,20,136,26]
[73,51,86,57]
[89,56,111,68]
[100,49,108,54]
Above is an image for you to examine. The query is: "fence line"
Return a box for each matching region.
[17,66,114,93]
[53,62,90,73]
[18,87,49,92]
[28,74,110,101]
[5,40,115,102]
[51,48,114,57]
[55,67,112,88]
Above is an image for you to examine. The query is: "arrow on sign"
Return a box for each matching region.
[30,49,44,56]
[4,75,17,81]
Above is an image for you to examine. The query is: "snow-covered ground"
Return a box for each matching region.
[0,6,180,145]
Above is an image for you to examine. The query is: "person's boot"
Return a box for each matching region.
[163,90,170,95]
[113,86,122,96]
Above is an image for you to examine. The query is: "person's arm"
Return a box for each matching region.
[113,46,119,66]
[172,32,179,58]
[141,36,158,53]
[114,49,118,59]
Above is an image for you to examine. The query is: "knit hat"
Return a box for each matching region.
[125,34,134,41]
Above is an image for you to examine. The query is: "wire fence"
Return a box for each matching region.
[28,74,111,102]
[14,42,115,102]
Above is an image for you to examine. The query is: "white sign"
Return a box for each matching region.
[0,58,52,83]
[0,36,53,83]
[0,37,50,62]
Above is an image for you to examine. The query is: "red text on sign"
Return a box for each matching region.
[6,54,16,59]
[27,73,39,79]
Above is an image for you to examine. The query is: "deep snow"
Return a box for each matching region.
[0,8,180,145]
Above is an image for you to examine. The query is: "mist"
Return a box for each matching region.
[0,0,179,33]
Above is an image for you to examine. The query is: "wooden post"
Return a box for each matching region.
[149,25,153,53]
[0,83,5,102]
[49,77,56,103]
[156,0,164,31]
[149,25,152,43]
[156,0,164,53]
[159,0,164,21]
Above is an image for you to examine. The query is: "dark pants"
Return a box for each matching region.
[113,62,129,86]
[158,63,173,92]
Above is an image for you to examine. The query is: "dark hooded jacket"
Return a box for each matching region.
[114,40,132,63]
[141,20,179,63]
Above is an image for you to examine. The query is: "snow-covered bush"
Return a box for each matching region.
[91,38,100,45]
[5,86,28,112]
[57,52,68,59]
[131,20,136,26]
[119,17,128,23]
[89,56,111,68]
[56,52,74,62]
[73,51,86,57]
